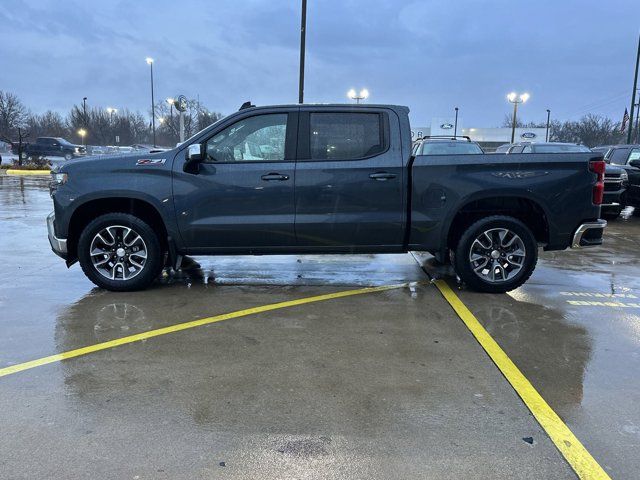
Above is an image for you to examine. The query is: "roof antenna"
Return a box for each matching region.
[239,101,255,110]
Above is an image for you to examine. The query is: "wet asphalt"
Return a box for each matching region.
[0,174,639,479]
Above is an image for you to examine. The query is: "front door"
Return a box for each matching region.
[294,109,405,250]
[173,110,298,251]
[626,147,640,205]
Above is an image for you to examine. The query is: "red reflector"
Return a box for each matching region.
[593,182,604,205]
[589,160,606,176]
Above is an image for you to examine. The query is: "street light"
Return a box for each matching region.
[347,88,369,104]
[507,92,530,143]
[77,128,87,146]
[167,97,175,121]
[146,57,156,147]
[106,107,117,121]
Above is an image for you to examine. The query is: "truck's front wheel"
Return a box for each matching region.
[453,215,538,293]
[78,213,164,291]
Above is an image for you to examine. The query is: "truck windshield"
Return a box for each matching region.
[420,142,483,155]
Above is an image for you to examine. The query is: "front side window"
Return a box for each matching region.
[610,148,630,165]
[628,148,640,163]
[309,112,384,160]
[204,114,287,163]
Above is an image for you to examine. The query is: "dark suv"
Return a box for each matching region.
[14,137,86,161]
[592,145,640,211]
[501,142,627,219]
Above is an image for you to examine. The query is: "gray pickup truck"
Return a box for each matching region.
[48,103,607,293]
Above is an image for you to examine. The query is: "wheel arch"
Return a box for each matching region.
[445,194,550,252]
[67,197,170,264]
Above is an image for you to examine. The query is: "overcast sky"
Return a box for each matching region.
[1,0,638,127]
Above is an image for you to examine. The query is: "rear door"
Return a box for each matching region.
[173,108,298,251]
[293,108,405,250]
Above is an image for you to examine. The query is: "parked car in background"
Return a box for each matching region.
[412,136,484,155]
[13,137,86,161]
[501,142,627,219]
[48,103,606,293]
[499,141,591,154]
[592,145,640,213]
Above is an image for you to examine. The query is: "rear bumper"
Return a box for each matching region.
[571,220,607,248]
[47,211,68,258]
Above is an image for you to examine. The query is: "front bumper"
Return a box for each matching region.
[571,220,607,248]
[47,211,68,258]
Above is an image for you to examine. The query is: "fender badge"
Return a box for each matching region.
[136,158,166,165]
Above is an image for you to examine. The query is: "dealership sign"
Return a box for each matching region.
[440,123,454,130]
[521,132,537,139]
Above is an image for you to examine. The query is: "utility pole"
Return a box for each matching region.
[298,0,307,104]
[545,109,551,142]
[628,33,640,144]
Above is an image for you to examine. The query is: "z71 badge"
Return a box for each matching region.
[136,158,166,166]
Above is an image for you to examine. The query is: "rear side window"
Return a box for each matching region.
[309,112,384,160]
[610,148,630,165]
[509,146,524,153]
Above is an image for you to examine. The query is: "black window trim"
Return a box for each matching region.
[297,110,390,162]
[200,110,298,165]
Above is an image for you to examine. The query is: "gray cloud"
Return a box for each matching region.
[0,0,637,126]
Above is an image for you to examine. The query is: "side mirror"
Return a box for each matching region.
[184,143,203,173]
[629,159,640,169]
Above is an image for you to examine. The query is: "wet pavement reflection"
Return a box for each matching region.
[1,174,639,478]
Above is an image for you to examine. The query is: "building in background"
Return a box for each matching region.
[411,117,546,152]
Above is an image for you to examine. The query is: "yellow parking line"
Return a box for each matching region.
[6,169,51,176]
[433,279,611,480]
[0,283,407,379]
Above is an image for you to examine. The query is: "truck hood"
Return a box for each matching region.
[58,150,173,174]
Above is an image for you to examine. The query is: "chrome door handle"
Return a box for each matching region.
[261,173,290,181]
[369,172,396,181]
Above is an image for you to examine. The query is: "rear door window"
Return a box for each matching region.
[309,112,385,160]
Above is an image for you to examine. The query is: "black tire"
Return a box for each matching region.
[78,213,164,291]
[64,153,73,161]
[453,215,538,293]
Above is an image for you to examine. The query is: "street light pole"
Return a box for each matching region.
[627,33,640,144]
[507,92,529,143]
[298,0,307,104]
[146,57,156,147]
[545,109,551,142]
[454,107,459,136]
[82,97,87,128]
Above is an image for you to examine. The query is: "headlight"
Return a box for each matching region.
[52,173,68,185]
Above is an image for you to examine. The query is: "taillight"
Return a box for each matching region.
[589,160,605,205]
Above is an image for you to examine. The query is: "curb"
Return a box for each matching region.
[6,169,51,176]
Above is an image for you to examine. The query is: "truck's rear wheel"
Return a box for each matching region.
[453,215,538,293]
[78,213,163,291]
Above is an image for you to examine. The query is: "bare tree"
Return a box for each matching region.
[154,99,223,147]
[0,91,30,164]
[550,114,624,147]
